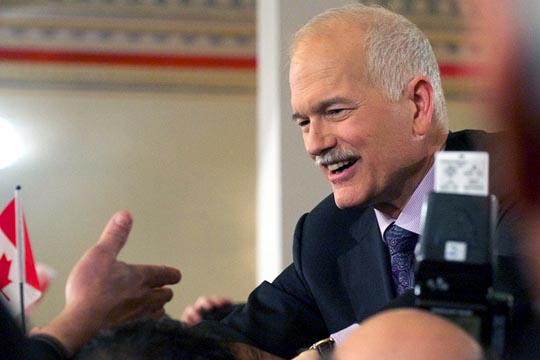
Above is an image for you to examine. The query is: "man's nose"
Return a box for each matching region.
[304,121,336,158]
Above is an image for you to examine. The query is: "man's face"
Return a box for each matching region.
[289,31,421,210]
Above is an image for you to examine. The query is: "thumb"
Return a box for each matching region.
[96,211,133,258]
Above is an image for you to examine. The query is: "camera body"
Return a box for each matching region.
[414,192,513,356]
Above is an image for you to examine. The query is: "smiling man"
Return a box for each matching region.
[194,4,526,359]
[289,9,448,215]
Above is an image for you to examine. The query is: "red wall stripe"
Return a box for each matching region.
[438,64,483,78]
[0,47,256,70]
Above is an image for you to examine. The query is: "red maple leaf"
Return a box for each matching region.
[0,253,12,301]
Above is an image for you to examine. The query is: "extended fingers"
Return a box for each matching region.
[129,287,174,319]
[148,286,174,309]
[96,211,133,258]
[134,264,182,287]
[105,287,175,327]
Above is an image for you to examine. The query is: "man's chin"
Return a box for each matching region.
[333,191,365,209]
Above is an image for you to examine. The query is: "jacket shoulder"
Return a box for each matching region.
[446,129,508,151]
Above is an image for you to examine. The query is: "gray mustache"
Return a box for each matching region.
[314,149,359,167]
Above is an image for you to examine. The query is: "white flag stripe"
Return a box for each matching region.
[0,214,42,315]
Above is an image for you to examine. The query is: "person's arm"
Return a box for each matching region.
[30,211,181,356]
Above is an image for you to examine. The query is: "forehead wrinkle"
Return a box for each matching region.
[292,60,341,90]
[290,62,342,114]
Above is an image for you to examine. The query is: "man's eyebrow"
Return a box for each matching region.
[292,112,304,121]
[291,97,353,121]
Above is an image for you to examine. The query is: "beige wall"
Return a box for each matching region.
[0,87,256,326]
[447,98,499,132]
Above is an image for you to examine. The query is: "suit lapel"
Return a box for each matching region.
[337,209,395,322]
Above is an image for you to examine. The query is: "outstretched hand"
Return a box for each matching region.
[31,211,181,355]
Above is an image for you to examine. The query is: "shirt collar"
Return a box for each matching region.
[374,164,434,238]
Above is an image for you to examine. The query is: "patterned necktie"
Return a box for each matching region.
[383,224,419,295]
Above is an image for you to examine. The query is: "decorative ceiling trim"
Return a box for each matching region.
[0,0,256,91]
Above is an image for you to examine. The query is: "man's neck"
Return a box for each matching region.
[374,130,447,218]
[374,156,435,218]
[374,164,435,236]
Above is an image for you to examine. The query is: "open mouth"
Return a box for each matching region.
[326,159,358,174]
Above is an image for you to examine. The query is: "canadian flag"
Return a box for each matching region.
[0,199,41,315]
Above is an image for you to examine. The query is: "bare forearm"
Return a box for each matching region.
[30,304,104,356]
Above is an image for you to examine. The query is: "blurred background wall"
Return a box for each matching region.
[0,0,499,327]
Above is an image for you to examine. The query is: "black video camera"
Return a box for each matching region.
[414,192,513,356]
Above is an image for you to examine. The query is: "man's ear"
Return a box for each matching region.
[405,76,434,136]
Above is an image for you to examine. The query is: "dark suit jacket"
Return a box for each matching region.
[0,300,69,360]
[196,130,529,359]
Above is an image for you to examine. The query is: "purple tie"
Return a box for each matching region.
[383,224,419,295]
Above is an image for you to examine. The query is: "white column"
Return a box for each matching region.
[256,0,351,283]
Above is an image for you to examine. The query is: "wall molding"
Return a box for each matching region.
[0,0,256,91]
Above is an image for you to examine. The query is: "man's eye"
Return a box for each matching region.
[328,108,344,116]
[327,108,354,120]
[297,119,310,127]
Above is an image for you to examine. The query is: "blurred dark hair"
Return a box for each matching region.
[75,317,236,360]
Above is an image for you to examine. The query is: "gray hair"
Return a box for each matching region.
[290,4,448,129]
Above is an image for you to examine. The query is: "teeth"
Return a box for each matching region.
[327,161,351,171]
